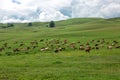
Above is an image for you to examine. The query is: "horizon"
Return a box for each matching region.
[1,17,120,24]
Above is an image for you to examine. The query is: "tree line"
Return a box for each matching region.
[0,21,55,28]
[28,21,55,28]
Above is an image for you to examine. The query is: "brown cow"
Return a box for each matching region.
[85,46,91,53]
[79,45,84,50]
[0,47,4,52]
[107,45,112,49]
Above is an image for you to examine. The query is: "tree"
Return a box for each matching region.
[49,21,55,27]
[28,22,32,26]
[7,23,14,27]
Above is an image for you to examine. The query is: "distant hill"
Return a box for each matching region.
[0,18,120,28]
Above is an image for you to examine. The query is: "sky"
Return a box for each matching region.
[0,0,120,23]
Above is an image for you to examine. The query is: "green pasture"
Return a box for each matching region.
[0,18,120,80]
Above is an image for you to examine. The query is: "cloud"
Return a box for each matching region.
[12,0,21,4]
[72,0,120,18]
[39,11,69,22]
[0,0,71,23]
[0,0,120,23]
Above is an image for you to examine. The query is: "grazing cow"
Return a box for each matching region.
[70,45,76,50]
[79,45,84,50]
[69,43,76,50]
[113,40,118,44]
[13,48,20,53]
[77,41,81,43]
[32,46,38,49]
[19,43,24,46]
[95,44,99,47]
[40,39,44,42]
[95,46,99,50]
[57,47,62,51]
[8,47,11,49]
[30,42,34,45]
[20,48,28,52]
[97,40,100,43]
[0,38,119,55]
[63,39,68,44]
[92,47,95,49]
[100,39,105,44]
[58,47,66,51]
[115,45,120,49]
[112,40,119,46]
[90,40,95,43]
[0,47,4,52]
[85,46,91,53]
[107,45,112,49]
[44,47,49,51]
[50,44,54,49]
[40,47,49,51]
[30,41,38,46]
[86,42,90,46]
[54,49,59,53]
[111,43,115,46]
[106,42,109,44]
[26,47,31,50]
[61,47,66,51]
[40,47,45,51]
[99,44,104,48]
[54,47,65,53]
[3,43,8,47]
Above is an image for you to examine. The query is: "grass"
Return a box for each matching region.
[0,18,120,80]
[0,50,120,80]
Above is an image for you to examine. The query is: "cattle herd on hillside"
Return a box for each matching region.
[0,38,120,56]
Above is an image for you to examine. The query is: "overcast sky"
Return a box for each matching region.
[0,0,120,23]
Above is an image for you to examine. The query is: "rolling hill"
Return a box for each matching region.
[0,18,120,80]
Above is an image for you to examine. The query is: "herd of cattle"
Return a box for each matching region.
[0,38,120,55]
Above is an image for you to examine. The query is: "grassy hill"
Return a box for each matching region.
[0,18,120,80]
[0,18,120,41]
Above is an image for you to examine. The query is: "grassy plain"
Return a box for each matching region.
[0,18,120,80]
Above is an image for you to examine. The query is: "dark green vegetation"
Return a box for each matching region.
[0,18,120,80]
[49,21,55,27]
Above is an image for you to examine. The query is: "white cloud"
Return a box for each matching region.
[72,0,120,18]
[39,11,69,22]
[0,0,120,23]
[0,0,71,23]
[100,3,120,18]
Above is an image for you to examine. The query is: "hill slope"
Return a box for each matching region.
[0,18,120,80]
[0,18,120,42]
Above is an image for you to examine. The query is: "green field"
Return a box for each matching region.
[0,18,120,80]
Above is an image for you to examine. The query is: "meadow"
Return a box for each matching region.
[0,18,120,80]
